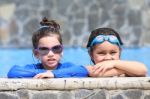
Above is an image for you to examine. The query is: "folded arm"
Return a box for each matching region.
[87,60,148,77]
[8,65,89,78]
[86,66,125,77]
[34,65,89,78]
[110,60,147,76]
[7,65,46,78]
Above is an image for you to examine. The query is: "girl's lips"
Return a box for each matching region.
[48,58,55,61]
[47,59,56,64]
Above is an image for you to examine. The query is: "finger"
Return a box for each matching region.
[95,65,103,73]
[95,65,101,70]
[101,68,107,73]
[90,65,103,77]
[91,66,103,77]
[91,66,95,70]
[33,74,40,79]
[97,67,104,77]
[34,74,43,79]
[94,65,105,77]
[93,65,101,73]
[40,75,50,79]
[101,68,106,76]
[38,74,47,79]
[93,68,102,77]
[89,70,97,77]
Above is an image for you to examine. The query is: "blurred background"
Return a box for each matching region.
[0,0,150,77]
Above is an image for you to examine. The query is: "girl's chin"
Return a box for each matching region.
[46,63,58,69]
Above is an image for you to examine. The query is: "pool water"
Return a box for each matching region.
[0,47,150,77]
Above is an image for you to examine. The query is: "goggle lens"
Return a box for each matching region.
[90,35,121,47]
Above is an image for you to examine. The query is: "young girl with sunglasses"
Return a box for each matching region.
[7,17,89,78]
[86,28,147,77]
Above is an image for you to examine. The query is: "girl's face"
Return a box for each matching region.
[34,36,62,70]
[91,41,120,64]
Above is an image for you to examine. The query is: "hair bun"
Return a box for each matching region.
[40,17,60,30]
[40,17,50,26]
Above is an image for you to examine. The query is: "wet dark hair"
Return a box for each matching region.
[86,27,123,48]
[32,17,62,49]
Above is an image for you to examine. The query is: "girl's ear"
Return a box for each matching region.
[88,49,93,58]
[88,49,93,60]
[88,49,95,64]
[60,52,63,57]
[88,48,95,64]
[33,49,40,59]
[119,47,122,58]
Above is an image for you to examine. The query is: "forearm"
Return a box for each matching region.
[86,66,125,77]
[114,60,147,76]
[101,68,125,77]
[122,71,146,77]
[7,65,46,78]
[52,65,88,78]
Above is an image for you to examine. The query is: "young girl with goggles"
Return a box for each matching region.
[86,28,147,77]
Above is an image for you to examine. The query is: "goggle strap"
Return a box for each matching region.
[90,35,121,47]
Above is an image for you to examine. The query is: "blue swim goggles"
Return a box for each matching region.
[90,35,121,47]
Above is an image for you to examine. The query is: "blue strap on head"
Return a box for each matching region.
[39,25,49,29]
[90,35,121,47]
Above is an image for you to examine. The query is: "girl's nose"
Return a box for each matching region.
[104,54,112,60]
[47,50,54,56]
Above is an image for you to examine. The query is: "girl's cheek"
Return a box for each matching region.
[94,58,103,64]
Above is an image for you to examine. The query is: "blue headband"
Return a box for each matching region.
[90,35,121,47]
[39,26,49,29]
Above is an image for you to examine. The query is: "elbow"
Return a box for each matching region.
[7,69,17,78]
[140,69,148,77]
[7,71,14,78]
[7,66,20,78]
[137,65,148,77]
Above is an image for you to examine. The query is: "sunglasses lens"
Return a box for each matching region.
[38,45,63,55]
[38,47,49,55]
[52,45,63,53]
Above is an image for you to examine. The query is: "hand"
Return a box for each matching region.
[86,66,100,77]
[33,70,54,79]
[93,60,116,76]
